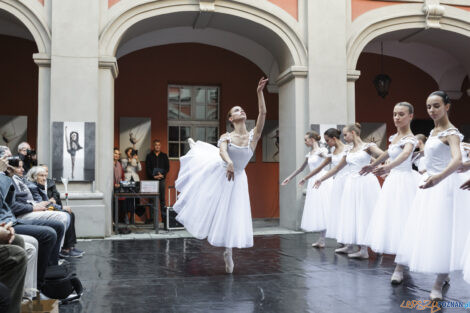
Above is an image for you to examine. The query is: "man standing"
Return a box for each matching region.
[113,148,130,234]
[17,142,37,174]
[145,140,169,221]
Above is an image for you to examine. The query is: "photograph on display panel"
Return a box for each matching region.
[52,121,95,182]
[0,115,27,151]
[262,120,279,163]
[361,122,387,150]
[119,117,151,159]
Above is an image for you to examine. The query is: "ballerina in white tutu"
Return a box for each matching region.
[173,77,269,274]
[394,91,464,301]
[297,128,349,246]
[281,131,331,248]
[359,102,420,281]
[314,123,383,259]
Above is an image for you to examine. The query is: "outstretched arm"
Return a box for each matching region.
[360,150,389,175]
[250,77,269,151]
[65,127,70,150]
[281,158,308,185]
[299,157,332,186]
[314,156,347,188]
[374,143,414,176]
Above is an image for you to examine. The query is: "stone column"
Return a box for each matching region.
[33,53,51,166]
[347,70,360,124]
[307,0,349,124]
[277,67,308,230]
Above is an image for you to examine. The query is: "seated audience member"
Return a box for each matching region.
[28,166,83,258]
[0,225,27,313]
[0,148,60,290]
[17,142,37,174]
[0,282,10,313]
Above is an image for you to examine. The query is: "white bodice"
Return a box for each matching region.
[218,129,254,173]
[346,143,375,174]
[306,147,327,171]
[387,134,418,172]
[330,145,351,178]
[424,128,463,176]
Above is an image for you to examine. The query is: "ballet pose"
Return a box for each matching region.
[173,77,268,273]
[65,127,82,179]
[314,123,383,259]
[394,91,464,301]
[359,102,420,269]
[281,131,331,248]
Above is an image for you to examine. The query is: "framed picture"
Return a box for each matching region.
[262,120,279,162]
[361,122,387,150]
[0,115,27,151]
[119,117,151,160]
[52,121,95,182]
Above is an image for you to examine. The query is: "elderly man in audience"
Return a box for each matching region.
[17,142,37,174]
[0,148,61,291]
[28,165,83,258]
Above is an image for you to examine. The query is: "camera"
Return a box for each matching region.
[7,156,20,168]
[26,149,36,157]
[130,149,138,156]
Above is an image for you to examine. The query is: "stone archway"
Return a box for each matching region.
[97,0,309,234]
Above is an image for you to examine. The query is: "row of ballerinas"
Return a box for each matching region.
[281,90,470,301]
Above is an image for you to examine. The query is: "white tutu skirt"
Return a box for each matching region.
[336,174,381,245]
[173,141,253,248]
[325,175,347,239]
[365,170,419,254]
[300,171,331,232]
[463,235,470,283]
[395,172,470,273]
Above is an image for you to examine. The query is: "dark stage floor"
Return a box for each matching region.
[60,233,470,313]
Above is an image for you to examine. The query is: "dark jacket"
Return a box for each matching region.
[145,151,170,180]
[0,173,18,225]
[46,179,62,206]
[9,176,35,217]
[29,182,62,211]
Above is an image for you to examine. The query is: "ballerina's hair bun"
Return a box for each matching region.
[324,128,341,139]
[345,123,361,135]
[429,91,451,104]
[306,131,321,141]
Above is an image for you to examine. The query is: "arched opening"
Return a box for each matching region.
[0,9,39,153]
[355,28,470,140]
[99,3,308,234]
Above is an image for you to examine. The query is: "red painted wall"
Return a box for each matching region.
[114,43,280,218]
[351,0,402,21]
[356,52,470,139]
[268,0,298,19]
[0,35,38,151]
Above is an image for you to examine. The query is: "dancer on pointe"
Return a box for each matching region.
[314,123,383,259]
[173,77,268,274]
[394,91,465,301]
[281,131,332,248]
[359,102,420,279]
[297,128,349,246]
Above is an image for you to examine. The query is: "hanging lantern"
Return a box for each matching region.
[373,42,391,98]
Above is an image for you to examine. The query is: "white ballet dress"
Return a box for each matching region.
[365,135,420,254]
[300,147,331,232]
[173,130,255,248]
[336,143,381,245]
[325,146,351,240]
[395,128,468,273]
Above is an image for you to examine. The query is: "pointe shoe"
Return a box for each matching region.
[430,288,443,301]
[335,245,355,254]
[390,270,404,285]
[312,240,325,248]
[223,251,234,274]
[348,249,369,259]
[188,138,196,148]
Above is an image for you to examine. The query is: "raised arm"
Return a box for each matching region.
[299,157,332,186]
[219,137,235,181]
[421,134,462,189]
[64,127,70,150]
[314,156,347,188]
[250,77,269,151]
[281,158,308,185]
[374,143,414,176]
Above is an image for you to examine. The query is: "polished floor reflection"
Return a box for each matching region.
[60,234,470,313]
